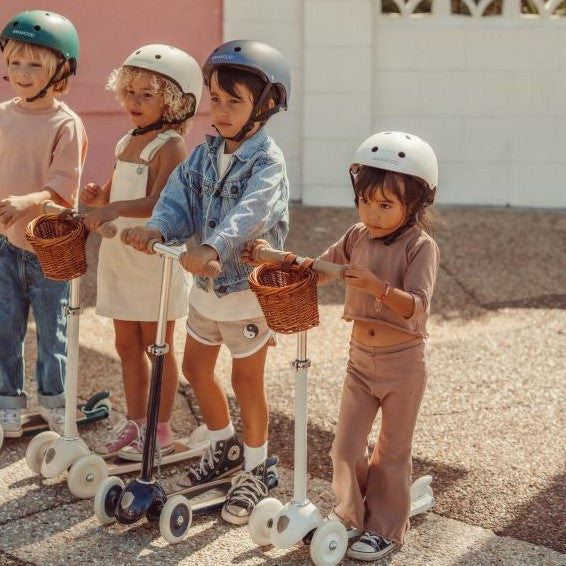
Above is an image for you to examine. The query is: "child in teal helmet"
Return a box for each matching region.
[0,11,87,436]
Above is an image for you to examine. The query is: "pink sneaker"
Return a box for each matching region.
[118,421,175,462]
[94,420,141,455]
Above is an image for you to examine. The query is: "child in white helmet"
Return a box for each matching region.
[123,39,291,525]
[318,131,440,561]
[0,11,87,436]
[79,45,203,460]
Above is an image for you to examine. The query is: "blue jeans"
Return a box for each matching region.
[0,235,68,409]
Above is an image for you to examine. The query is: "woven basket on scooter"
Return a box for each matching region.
[248,259,319,334]
[25,214,88,281]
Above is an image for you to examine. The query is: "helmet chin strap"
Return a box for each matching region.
[25,59,67,103]
[131,108,196,137]
[217,82,281,143]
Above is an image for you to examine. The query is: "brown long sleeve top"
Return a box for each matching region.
[318,223,440,338]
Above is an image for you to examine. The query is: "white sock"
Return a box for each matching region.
[244,442,267,471]
[208,422,235,448]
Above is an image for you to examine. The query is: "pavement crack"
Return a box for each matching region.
[0,550,34,565]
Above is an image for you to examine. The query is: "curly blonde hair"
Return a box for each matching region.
[106,66,195,135]
[2,39,72,94]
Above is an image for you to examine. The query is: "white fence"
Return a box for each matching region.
[225,0,566,208]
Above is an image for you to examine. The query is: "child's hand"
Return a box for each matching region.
[121,226,164,253]
[343,265,381,295]
[180,245,220,276]
[0,195,36,228]
[80,183,106,208]
[83,207,119,232]
[241,239,270,265]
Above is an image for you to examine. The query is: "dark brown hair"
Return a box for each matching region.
[209,66,279,118]
[352,165,437,235]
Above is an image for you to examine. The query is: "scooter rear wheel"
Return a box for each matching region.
[159,495,192,544]
[94,476,124,525]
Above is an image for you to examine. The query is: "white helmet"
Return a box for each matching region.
[123,44,203,105]
[352,131,438,191]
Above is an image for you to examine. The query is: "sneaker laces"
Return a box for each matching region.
[226,471,268,510]
[187,443,222,482]
[111,420,141,444]
[359,532,391,549]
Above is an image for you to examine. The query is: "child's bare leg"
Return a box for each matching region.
[141,320,178,422]
[231,343,269,447]
[182,334,229,430]
[114,319,148,420]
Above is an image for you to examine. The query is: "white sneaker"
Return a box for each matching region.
[0,408,22,437]
[328,510,362,540]
[38,406,66,435]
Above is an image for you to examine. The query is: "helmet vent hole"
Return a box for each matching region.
[155,54,162,59]
[34,25,41,31]
[371,146,378,152]
[398,152,406,158]
[135,50,141,54]
[405,135,411,139]
[384,132,391,134]
[12,21,19,27]
[234,47,242,52]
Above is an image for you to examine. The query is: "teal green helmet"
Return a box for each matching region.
[1,10,79,74]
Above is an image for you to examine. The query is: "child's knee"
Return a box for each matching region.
[115,336,143,361]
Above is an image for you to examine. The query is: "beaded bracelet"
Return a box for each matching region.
[374,281,391,313]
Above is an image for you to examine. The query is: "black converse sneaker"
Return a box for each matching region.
[347,531,401,561]
[178,435,244,487]
[220,459,278,525]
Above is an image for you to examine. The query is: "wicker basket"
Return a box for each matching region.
[25,214,88,281]
[248,259,320,334]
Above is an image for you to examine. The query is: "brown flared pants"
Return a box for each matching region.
[330,337,427,543]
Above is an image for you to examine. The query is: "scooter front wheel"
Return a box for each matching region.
[310,519,348,566]
[248,497,283,547]
[68,454,108,499]
[94,476,124,525]
[25,431,59,474]
[159,494,192,544]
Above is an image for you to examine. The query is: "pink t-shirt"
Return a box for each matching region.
[319,223,440,338]
[0,98,87,252]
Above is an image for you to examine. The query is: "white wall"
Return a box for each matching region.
[224,0,566,208]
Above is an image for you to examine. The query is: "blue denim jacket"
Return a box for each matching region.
[148,127,289,296]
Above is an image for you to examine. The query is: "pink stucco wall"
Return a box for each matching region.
[0,0,222,187]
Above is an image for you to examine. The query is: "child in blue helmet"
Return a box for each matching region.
[123,40,291,525]
[0,11,87,436]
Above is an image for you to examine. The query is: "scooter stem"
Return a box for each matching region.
[140,255,174,481]
[293,331,309,504]
[63,276,81,439]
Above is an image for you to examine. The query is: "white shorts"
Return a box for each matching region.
[186,306,276,359]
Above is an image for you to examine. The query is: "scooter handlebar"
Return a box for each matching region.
[251,242,345,281]
[147,239,221,279]
[39,200,116,239]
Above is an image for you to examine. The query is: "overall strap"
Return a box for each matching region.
[139,130,183,164]
[114,132,132,158]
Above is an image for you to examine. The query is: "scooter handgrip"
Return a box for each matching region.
[253,244,291,265]
[40,200,69,215]
[96,221,117,239]
[311,259,345,281]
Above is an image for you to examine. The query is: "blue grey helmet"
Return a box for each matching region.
[203,40,290,141]
[203,39,290,110]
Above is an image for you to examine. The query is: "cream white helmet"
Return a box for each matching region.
[352,131,438,191]
[124,44,203,105]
